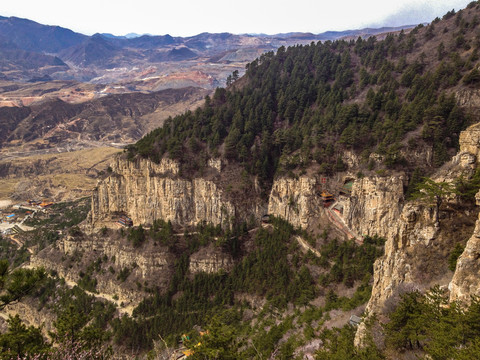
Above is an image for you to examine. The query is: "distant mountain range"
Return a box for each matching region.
[0,15,416,83]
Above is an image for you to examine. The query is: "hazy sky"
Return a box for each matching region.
[1,0,473,36]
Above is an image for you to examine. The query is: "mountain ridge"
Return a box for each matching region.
[0,14,417,85]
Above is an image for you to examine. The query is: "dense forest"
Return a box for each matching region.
[128,1,480,192]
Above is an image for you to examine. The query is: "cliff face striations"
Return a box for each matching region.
[343,176,405,239]
[30,233,174,308]
[92,158,328,231]
[442,122,480,304]
[91,157,237,228]
[189,244,234,274]
[90,122,480,319]
[449,190,480,303]
[357,121,480,328]
[267,176,321,229]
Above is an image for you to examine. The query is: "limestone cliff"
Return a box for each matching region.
[457,122,480,165]
[344,175,450,320]
[30,234,175,308]
[449,190,480,303]
[365,203,440,315]
[91,157,238,228]
[267,176,321,229]
[439,122,480,304]
[189,244,233,274]
[93,157,330,232]
[88,121,480,325]
[3,301,55,336]
[356,121,480,337]
[343,176,405,239]
[447,123,480,304]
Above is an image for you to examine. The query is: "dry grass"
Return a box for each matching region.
[0,180,18,199]
[140,95,206,133]
[0,147,121,201]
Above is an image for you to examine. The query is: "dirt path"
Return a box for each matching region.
[62,278,134,316]
[295,235,321,257]
[8,235,34,254]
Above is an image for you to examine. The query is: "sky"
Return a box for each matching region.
[1,0,474,37]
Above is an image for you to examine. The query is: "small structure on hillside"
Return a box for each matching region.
[39,201,53,209]
[320,191,335,207]
[118,215,133,227]
[332,203,344,215]
[349,314,362,327]
[180,334,190,343]
[261,214,271,224]
[340,180,354,196]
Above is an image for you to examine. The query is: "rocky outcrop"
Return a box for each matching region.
[3,301,56,336]
[449,190,480,303]
[189,244,233,274]
[343,176,405,239]
[457,89,480,116]
[59,235,171,280]
[91,157,238,228]
[345,177,449,339]
[457,122,480,164]
[342,150,360,168]
[30,234,175,307]
[267,176,321,229]
[355,122,480,345]
[365,203,439,314]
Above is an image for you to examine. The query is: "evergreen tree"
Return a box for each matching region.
[0,260,46,310]
[0,315,49,359]
[412,178,456,225]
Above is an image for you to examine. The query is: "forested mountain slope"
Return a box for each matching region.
[129,2,480,189]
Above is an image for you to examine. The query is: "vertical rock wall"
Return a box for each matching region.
[343,176,405,239]
[267,176,321,229]
[356,121,480,345]
[91,157,238,227]
[449,191,480,303]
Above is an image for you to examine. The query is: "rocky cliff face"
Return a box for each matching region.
[343,176,405,239]
[91,157,238,228]
[439,122,480,304]
[267,176,321,229]
[355,121,480,341]
[30,233,175,308]
[457,89,480,117]
[189,244,233,274]
[449,190,480,303]
[344,176,449,322]
[457,122,480,165]
[365,203,440,314]
[94,157,330,232]
[90,121,480,320]
[3,301,56,336]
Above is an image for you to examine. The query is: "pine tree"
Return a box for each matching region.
[0,315,49,358]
